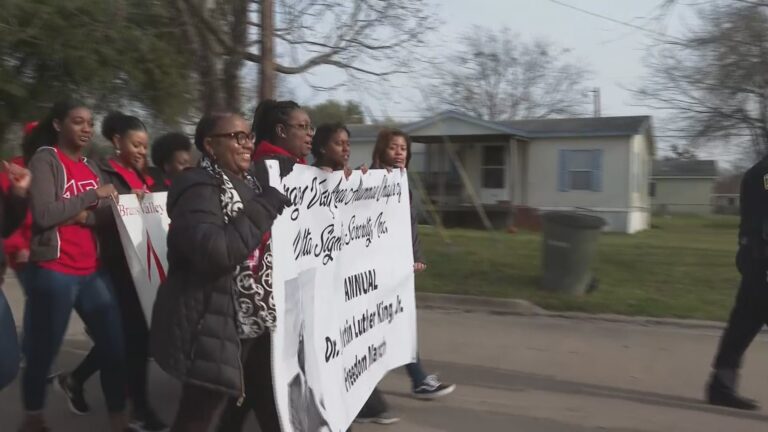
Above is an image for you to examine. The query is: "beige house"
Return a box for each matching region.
[650,160,718,215]
[712,173,741,215]
[347,111,655,233]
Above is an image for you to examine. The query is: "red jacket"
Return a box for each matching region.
[0,157,32,270]
[251,140,305,260]
[252,140,306,165]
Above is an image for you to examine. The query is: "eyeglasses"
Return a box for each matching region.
[208,131,256,146]
[285,123,316,135]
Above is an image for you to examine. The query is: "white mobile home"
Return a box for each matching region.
[347,111,654,233]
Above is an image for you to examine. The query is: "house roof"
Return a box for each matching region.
[346,111,653,143]
[501,115,651,138]
[652,159,718,178]
[402,110,529,137]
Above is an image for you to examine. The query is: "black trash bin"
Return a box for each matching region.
[540,211,606,295]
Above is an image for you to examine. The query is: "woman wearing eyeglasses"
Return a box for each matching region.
[213,99,314,432]
[150,112,291,432]
[248,99,314,185]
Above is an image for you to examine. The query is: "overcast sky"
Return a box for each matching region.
[291,1,685,116]
[275,1,739,160]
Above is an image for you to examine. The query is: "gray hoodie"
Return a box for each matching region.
[27,147,107,263]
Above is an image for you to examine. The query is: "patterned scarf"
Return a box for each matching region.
[199,155,276,338]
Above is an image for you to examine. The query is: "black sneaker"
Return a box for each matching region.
[131,407,168,432]
[412,375,456,400]
[354,411,400,425]
[52,373,90,415]
[707,377,759,411]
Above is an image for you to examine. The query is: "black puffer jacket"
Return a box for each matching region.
[150,167,276,396]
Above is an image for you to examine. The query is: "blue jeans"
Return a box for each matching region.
[21,265,126,412]
[406,357,428,389]
[0,287,19,390]
[15,264,32,355]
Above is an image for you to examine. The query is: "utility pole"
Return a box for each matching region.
[589,87,601,117]
[259,0,275,101]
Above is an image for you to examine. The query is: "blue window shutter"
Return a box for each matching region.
[591,150,603,192]
[558,150,569,191]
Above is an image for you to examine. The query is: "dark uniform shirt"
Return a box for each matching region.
[737,156,768,274]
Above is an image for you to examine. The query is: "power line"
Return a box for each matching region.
[546,0,680,42]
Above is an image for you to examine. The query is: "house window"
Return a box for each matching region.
[482,145,505,189]
[558,150,603,192]
[650,182,656,198]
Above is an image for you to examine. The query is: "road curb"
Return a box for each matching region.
[416,292,547,315]
[416,292,729,331]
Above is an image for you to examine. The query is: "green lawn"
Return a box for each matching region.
[417,215,742,321]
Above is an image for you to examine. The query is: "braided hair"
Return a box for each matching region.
[251,99,301,144]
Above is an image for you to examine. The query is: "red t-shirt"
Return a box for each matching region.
[109,159,153,192]
[39,149,100,275]
[0,156,32,270]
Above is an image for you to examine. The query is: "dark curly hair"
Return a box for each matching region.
[101,111,146,142]
[151,132,192,171]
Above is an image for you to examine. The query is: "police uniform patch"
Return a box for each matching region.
[764,173,768,190]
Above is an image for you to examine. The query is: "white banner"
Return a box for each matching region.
[111,192,170,326]
[269,164,418,432]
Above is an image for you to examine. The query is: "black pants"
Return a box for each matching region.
[176,333,280,432]
[72,270,151,412]
[358,388,388,418]
[214,333,356,432]
[713,262,768,373]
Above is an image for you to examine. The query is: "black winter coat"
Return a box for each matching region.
[145,166,170,193]
[150,167,272,397]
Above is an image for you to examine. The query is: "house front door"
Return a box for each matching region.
[479,144,507,204]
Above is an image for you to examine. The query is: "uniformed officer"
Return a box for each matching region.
[707,156,768,410]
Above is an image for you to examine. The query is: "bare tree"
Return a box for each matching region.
[638,1,768,158]
[176,0,438,108]
[172,0,239,111]
[259,0,275,100]
[665,144,698,160]
[429,27,592,121]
